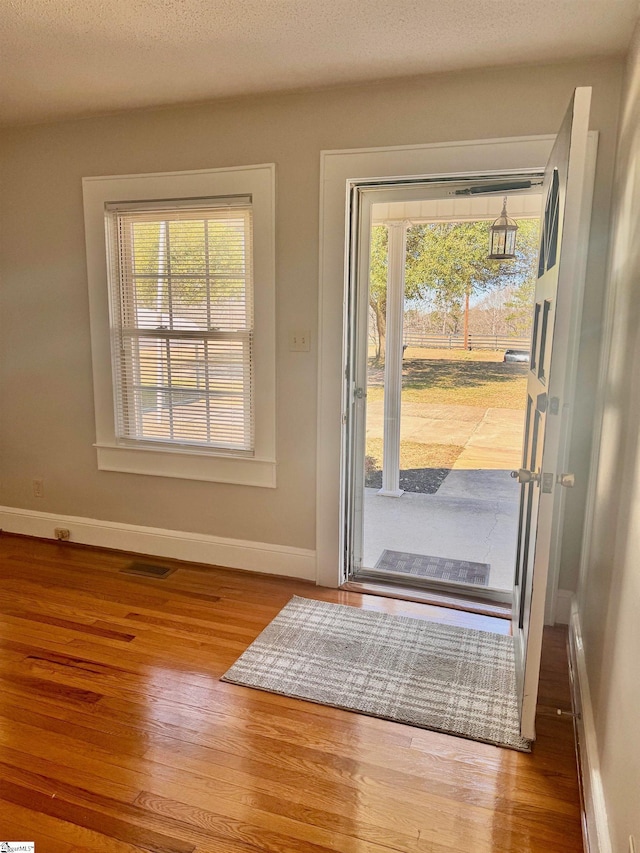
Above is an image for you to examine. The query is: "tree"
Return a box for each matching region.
[368,217,540,356]
[405,221,491,348]
[369,225,388,363]
[406,219,541,348]
[473,288,510,336]
[504,278,536,335]
[131,217,247,319]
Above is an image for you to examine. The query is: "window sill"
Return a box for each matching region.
[95,444,276,487]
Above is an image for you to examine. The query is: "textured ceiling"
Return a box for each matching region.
[0,0,637,126]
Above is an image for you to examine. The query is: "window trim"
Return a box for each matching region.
[83,164,276,487]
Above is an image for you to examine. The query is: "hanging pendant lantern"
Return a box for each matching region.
[488,196,518,259]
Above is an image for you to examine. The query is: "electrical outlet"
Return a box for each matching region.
[54,528,70,541]
[289,330,310,352]
[32,478,44,498]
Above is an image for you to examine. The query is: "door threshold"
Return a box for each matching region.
[341,579,512,620]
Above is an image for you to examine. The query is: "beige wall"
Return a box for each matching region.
[0,58,622,564]
[579,26,640,852]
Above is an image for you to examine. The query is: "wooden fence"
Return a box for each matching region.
[402,334,530,351]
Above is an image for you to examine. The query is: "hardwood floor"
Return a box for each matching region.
[0,535,583,852]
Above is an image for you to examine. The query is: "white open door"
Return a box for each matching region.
[511,87,592,740]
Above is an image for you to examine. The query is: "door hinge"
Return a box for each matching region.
[538,704,581,720]
[555,708,580,719]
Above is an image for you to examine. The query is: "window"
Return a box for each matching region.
[83,165,275,486]
[107,198,254,453]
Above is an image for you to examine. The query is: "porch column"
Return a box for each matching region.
[378,220,407,497]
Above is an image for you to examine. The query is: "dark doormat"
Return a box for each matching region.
[374,549,490,586]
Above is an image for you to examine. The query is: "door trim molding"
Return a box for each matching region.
[318,134,568,589]
[554,588,574,624]
[568,600,612,853]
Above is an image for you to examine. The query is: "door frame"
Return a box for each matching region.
[343,177,544,601]
[317,135,597,621]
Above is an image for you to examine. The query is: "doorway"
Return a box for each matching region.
[318,100,596,740]
[343,178,543,605]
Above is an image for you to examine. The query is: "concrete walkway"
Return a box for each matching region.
[366,401,524,469]
[453,408,524,470]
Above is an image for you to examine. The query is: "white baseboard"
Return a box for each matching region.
[555,588,574,624]
[568,602,612,853]
[0,505,317,582]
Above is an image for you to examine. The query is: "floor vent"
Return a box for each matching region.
[120,562,175,579]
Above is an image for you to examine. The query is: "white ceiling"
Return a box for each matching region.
[1,0,637,126]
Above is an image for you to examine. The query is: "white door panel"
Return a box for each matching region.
[512,87,592,740]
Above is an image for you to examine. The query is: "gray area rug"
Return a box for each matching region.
[222,596,530,752]
[375,549,490,586]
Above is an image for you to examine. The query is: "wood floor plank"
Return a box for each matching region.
[0,807,75,853]
[0,606,136,641]
[0,534,584,852]
[135,789,421,853]
[0,778,196,853]
[0,743,143,804]
[0,699,149,756]
[0,800,150,853]
[0,669,103,705]
[140,733,580,841]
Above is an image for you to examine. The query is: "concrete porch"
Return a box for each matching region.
[363,396,524,593]
[363,468,520,592]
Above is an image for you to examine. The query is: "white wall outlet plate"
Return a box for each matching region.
[289,330,311,352]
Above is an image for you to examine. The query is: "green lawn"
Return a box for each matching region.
[365,439,464,472]
[365,349,527,471]
[367,349,528,408]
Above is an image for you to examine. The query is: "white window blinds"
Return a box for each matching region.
[105,198,254,454]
